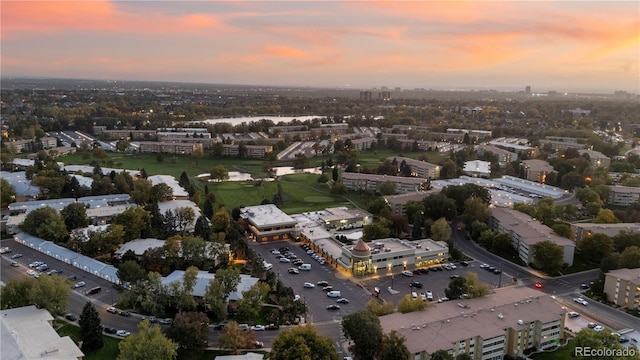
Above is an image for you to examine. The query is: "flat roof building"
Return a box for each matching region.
[318,207,373,230]
[520,160,555,184]
[571,223,640,243]
[341,172,431,194]
[379,287,565,360]
[608,185,640,206]
[463,160,491,178]
[240,204,297,242]
[384,191,438,215]
[604,268,640,310]
[476,144,518,167]
[1,306,84,360]
[490,208,575,266]
[578,149,611,169]
[387,156,441,179]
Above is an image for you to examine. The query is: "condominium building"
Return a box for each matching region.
[571,223,640,242]
[139,141,203,155]
[379,287,565,360]
[520,160,555,184]
[341,172,431,194]
[490,208,575,266]
[476,145,518,167]
[604,268,640,309]
[463,160,491,178]
[222,144,273,158]
[387,157,441,179]
[240,204,298,242]
[383,191,438,215]
[608,185,640,206]
[578,149,610,169]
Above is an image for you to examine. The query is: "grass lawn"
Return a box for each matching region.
[56,322,121,360]
[531,339,576,360]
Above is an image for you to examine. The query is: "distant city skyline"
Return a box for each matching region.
[1,1,638,93]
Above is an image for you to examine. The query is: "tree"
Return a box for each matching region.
[422,193,457,222]
[60,203,89,231]
[411,211,423,239]
[573,328,633,360]
[79,302,104,353]
[594,208,620,224]
[164,311,210,349]
[579,233,613,264]
[218,321,254,354]
[465,272,490,298]
[342,310,383,360]
[551,223,573,239]
[441,184,490,213]
[365,298,395,316]
[20,206,68,243]
[620,246,640,268]
[332,166,339,182]
[235,282,270,322]
[461,197,490,225]
[0,275,71,316]
[1,277,37,310]
[397,294,427,313]
[456,354,472,360]
[203,197,215,219]
[210,165,229,182]
[362,219,392,241]
[112,206,151,242]
[175,206,195,235]
[378,330,410,360]
[117,320,177,360]
[445,277,468,299]
[431,350,454,360]
[130,178,153,205]
[531,240,564,274]
[378,181,397,195]
[211,207,231,233]
[270,325,338,360]
[330,182,347,194]
[194,215,211,242]
[117,260,147,286]
[0,178,15,206]
[150,183,174,203]
[430,217,452,242]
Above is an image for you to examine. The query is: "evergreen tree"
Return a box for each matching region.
[179,171,190,188]
[332,166,339,182]
[194,215,211,242]
[203,198,215,219]
[79,302,104,353]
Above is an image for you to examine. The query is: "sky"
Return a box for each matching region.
[1,1,639,93]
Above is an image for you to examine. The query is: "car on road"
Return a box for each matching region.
[493,269,502,274]
[317,281,329,287]
[251,325,266,331]
[480,264,489,269]
[567,312,580,318]
[73,281,86,288]
[10,261,18,267]
[103,326,117,334]
[535,282,543,288]
[587,322,597,329]
[252,340,264,349]
[116,330,131,337]
[146,316,157,323]
[11,253,22,259]
[119,311,131,317]
[401,271,413,277]
[409,281,422,288]
[65,313,77,321]
[573,297,588,306]
[106,307,118,314]
[0,246,11,253]
[326,304,341,311]
[159,318,172,325]
[336,298,349,304]
[303,282,315,288]
[460,261,469,266]
[593,325,605,332]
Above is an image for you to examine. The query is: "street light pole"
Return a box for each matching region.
[498,262,503,288]
[391,275,394,290]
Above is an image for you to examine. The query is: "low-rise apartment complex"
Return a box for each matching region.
[608,185,640,206]
[520,160,555,183]
[379,287,565,360]
[604,268,640,310]
[341,172,431,194]
[490,208,575,266]
[571,223,640,242]
[387,157,441,179]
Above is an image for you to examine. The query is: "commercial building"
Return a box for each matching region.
[608,185,640,206]
[379,287,565,360]
[463,160,491,178]
[387,157,441,179]
[520,160,555,184]
[240,204,298,242]
[604,268,640,310]
[337,237,449,276]
[1,306,84,360]
[489,208,575,266]
[318,207,373,230]
[571,223,640,243]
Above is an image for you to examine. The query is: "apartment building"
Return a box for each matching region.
[571,223,640,243]
[379,287,565,360]
[341,172,431,194]
[604,268,640,309]
[520,160,555,184]
[383,191,438,215]
[139,141,203,155]
[240,204,298,242]
[490,207,575,266]
[387,157,441,179]
[476,145,518,167]
[608,185,640,206]
[578,149,611,169]
[100,129,157,140]
[222,144,273,158]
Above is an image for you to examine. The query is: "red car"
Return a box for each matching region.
[535,282,543,288]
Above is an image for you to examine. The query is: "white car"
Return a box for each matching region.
[567,312,580,318]
[593,325,605,332]
[426,290,434,301]
[73,281,86,288]
[303,282,315,288]
[573,297,588,306]
[419,292,427,301]
[279,257,291,263]
[251,324,266,331]
[293,295,301,302]
[116,330,131,337]
[401,271,414,277]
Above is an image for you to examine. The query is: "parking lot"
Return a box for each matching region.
[249,240,373,323]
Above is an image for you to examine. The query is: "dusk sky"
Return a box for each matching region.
[2,1,639,93]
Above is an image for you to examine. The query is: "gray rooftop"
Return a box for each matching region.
[491,208,574,247]
[240,204,297,228]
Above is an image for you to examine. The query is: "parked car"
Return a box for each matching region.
[288,267,299,274]
[106,307,118,314]
[116,330,131,337]
[303,282,315,288]
[419,292,427,301]
[322,286,334,292]
[159,318,172,325]
[10,261,18,267]
[567,312,580,318]
[573,297,588,306]
[65,313,77,321]
[593,325,605,332]
[0,246,11,253]
[493,269,502,274]
[118,311,131,317]
[426,290,434,301]
[11,253,22,259]
[317,281,329,287]
[336,298,349,304]
[412,269,421,275]
[279,257,291,263]
[265,324,280,330]
[103,326,117,334]
[251,324,266,331]
[252,340,264,348]
[401,271,413,277]
[326,304,341,311]
[409,281,422,288]
[73,281,86,288]
[460,261,469,266]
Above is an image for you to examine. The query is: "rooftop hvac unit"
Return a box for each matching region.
[517,320,524,325]
[498,313,504,319]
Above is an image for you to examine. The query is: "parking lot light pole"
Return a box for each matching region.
[391,275,394,290]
